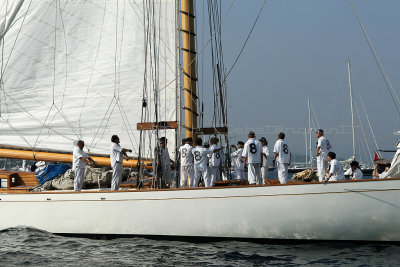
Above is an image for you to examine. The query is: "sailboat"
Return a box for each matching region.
[289,97,316,174]
[2,0,400,242]
[342,59,374,175]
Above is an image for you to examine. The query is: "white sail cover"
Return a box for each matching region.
[382,141,400,178]
[0,0,178,158]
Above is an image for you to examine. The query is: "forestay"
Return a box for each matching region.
[0,0,178,158]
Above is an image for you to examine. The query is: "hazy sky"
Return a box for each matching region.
[194,0,400,163]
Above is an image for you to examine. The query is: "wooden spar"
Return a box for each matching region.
[180,0,198,140]
[196,127,228,135]
[0,148,152,169]
[137,121,178,130]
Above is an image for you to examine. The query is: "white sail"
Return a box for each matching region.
[0,0,178,158]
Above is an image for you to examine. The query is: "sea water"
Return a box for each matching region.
[1,227,400,266]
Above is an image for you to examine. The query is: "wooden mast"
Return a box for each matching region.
[180,0,198,140]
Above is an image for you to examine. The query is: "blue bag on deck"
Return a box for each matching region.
[36,164,71,185]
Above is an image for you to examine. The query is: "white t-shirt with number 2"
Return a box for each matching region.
[273,139,290,164]
[317,136,331,159]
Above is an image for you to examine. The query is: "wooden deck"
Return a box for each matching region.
[0,170,398,194]
[0,171,39,192]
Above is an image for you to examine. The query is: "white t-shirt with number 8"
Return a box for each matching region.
[273,139,290,164]
[242,138,262,164]
[179,144,193,166]
[192,146,213,171]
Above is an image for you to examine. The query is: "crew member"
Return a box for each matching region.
[192,138,221,187]
[73,140,96,191]
[373,163,391,179]
[316,129,331,182]
[230,141,245,180]
[260,137,269,185]
[344,160,363,180]
[209,137,221,186]
[110,135,132,191]
[242,131,262,185]
[325,152,344,182]
[179,137,194,187]
[159,137,173,186]
[273,132,291,184]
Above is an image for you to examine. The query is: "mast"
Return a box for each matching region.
[180,0,198,140]
[347,59,356,159]
[308,97,313,168]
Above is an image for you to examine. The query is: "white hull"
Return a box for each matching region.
[1,179,400,241]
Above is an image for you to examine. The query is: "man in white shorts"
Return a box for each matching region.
[273,132,291,184]
[242,131,263,185]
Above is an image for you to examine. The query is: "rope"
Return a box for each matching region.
[222,0,267,85]
[355,87,380,157]
[354,100,373,163]
[350,0,400,117]
[0,117,32,147]
[0,0,33,93]
[78,2,107,137]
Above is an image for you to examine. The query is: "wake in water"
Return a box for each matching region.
[1,227,400,266]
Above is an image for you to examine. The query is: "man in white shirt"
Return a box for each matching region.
[242,131,263,185]
[230,141,245,180]
[326,152,344,181]
[192,138,221,187]
[73,140,96,191]
[179,137,194,187]
[373,163,391,179]
[316,129,331,182]
[260,137,269,185]
[209,137,221,187]
[273,132,291,184]
[344,160,363,180]
[110,135,132,191]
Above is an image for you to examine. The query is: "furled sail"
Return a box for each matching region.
[0,0,178,159]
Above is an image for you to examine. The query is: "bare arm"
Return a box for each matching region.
[87,156,97,165]
[121,148,132,159]
[372,164,379,178]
